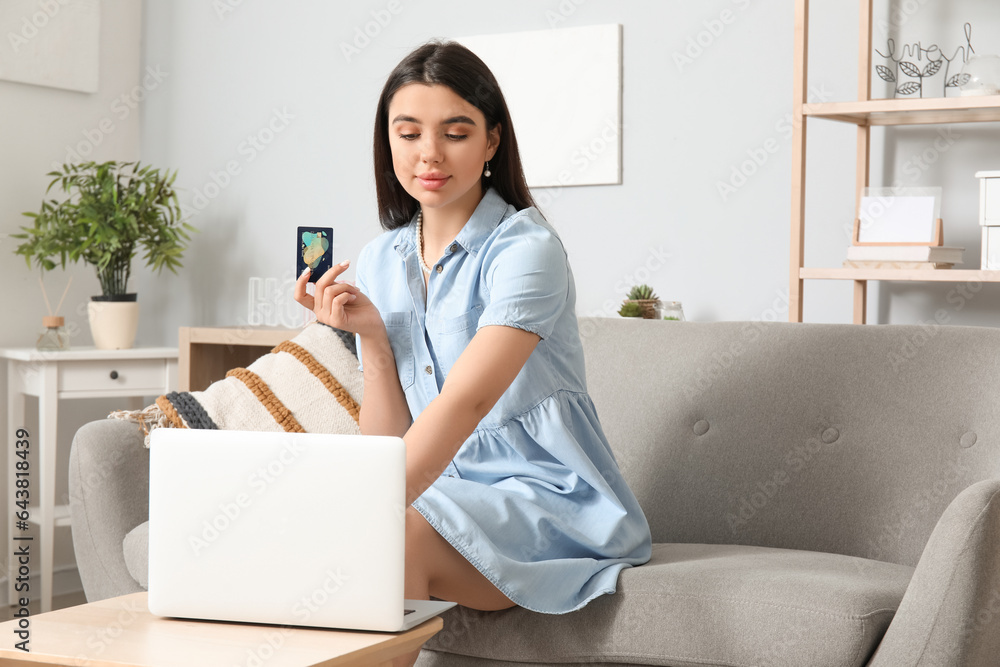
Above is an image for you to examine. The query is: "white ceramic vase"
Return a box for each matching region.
[88,298,140,350]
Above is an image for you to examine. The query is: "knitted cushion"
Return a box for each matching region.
[110,323,363,445]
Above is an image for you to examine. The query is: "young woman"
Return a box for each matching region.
[295,41,650,665]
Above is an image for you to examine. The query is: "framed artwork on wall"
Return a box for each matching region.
[457,24,623,189]
[0,0,100,93]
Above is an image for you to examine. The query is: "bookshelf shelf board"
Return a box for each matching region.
[803,96,1000,126]
[800,268,1000,282]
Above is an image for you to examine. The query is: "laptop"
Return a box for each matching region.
[148,428,456,632]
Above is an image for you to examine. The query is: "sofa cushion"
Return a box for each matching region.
[123,521,149,589]
[420,543,914,667]
[109,322,363,445]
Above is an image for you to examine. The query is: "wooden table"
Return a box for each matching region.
[0,592,442,666]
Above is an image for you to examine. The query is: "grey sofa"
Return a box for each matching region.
[70,318,1000,666]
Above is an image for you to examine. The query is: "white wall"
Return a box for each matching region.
[0,0,143,600]
[134,0,1000,341]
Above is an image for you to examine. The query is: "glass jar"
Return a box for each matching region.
[960,54,1000,97]
[37,316,70,351]
[660,301,685,321]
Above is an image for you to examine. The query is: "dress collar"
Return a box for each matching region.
[393,187,509,258]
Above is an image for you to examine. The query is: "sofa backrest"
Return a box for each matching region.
[578,317,1000,567]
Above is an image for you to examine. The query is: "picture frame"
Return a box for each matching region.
[853,187,944,247]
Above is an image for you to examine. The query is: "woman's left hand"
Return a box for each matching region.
[293,261,381,336]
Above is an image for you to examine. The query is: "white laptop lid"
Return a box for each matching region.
[148,429,448,632]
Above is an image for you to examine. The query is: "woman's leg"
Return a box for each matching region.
[393,507,515,667]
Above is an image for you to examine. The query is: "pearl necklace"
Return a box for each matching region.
[415,209,432,274]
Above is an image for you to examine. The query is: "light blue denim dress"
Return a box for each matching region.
[355,188,651,614]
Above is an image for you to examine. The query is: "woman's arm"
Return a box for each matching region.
[293,262,412,436]
[358,330,412,437]
[403,324,539,504]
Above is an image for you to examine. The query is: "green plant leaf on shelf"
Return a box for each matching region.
[626,284,659,301]
[618,301,644,318]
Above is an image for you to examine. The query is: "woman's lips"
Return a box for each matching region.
[417,175,450,191]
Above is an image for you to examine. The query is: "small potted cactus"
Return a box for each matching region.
[621,284,661,319]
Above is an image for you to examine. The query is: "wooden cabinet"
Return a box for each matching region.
[789,0,1000,323]
[178,326,300,391]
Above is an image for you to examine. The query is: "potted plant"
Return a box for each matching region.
[620,284,661,319]
[13,160,194,349]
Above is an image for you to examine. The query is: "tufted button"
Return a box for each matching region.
[435,264,443,273]
[693,420,709,436]
[424,365,433,375]
[449,243,458,252]
[821,428,840,444]
[960,431,978,449]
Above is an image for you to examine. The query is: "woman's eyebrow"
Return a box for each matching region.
[391,114,477,126]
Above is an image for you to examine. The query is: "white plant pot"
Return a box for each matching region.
[88,298,140,350]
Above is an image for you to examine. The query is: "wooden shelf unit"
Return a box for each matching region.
[178,325,301,391]
[789,0,1000,324]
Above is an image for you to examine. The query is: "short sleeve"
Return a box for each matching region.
[477,215,569,340]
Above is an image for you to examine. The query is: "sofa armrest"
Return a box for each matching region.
[868,479,1000,666]
[68,419,151,602]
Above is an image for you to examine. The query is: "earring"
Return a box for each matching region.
[484,161,491,177]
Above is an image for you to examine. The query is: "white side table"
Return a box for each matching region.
[1,346,177,612]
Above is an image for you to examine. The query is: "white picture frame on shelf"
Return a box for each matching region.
[854,187,943,246]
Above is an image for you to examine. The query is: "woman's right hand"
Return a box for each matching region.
[293,261,382,337]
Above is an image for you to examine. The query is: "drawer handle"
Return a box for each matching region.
[110,371,119,380]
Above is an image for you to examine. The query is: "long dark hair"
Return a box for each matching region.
[373,41,537,230]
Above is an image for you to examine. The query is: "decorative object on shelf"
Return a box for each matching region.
[875,22,975,98]
[13,161,194,350]
[617,301,644,318]
[976,170,1000,270]
[854,187,943,246]
[620,284,661,319]
[660,301,685,321]
[35,275,73,351]
[960,54,1000,97]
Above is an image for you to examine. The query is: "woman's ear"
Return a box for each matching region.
[487,124,501,161]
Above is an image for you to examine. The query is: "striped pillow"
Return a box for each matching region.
[114,322,363,446]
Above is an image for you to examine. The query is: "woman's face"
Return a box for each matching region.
[387,83,500,219]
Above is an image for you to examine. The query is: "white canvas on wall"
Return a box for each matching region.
[0,0,100,93]
[457,24,622,188]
